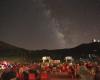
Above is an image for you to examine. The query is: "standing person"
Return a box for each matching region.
[16,66,24,80]
[79,62,89,80]
[1,70,16,80]
[75,64,80,79]
[23,71,29,80]
[68,65,75,79]
[94,66,100,80]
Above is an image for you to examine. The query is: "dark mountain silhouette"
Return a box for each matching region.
[0,41,100,62]
[0,41,29,60]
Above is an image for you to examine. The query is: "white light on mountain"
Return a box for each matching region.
[97,40,100,42]
[93,38,96,42]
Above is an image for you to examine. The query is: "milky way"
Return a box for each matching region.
[42,0,67,48]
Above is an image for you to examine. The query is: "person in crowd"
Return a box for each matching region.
[94,66,100,80]
[79,62,89,80]
[1,70,16,80]
[23,71,29,80]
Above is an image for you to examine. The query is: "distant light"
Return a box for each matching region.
[42,56,47,60]
[97,40,100,42]
[93,38,96,42]
[65,56,73,60]
[89,54,91,58]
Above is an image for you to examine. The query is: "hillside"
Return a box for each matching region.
[0,41,100,62]
[0,41,29,60]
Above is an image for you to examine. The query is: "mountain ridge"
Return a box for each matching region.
[0,41,100,62]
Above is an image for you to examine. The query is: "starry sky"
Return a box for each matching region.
[0,0,100,50]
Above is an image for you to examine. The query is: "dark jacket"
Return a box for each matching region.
[94,67,100,80]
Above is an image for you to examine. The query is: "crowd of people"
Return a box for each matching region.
[0,60,100,80]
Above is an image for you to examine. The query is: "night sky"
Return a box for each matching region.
[0,0,100,50]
